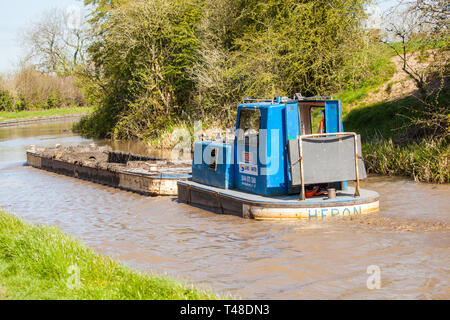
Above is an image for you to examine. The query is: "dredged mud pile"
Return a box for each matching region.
[28,144,191,175]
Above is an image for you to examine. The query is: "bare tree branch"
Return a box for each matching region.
[20,8,90,74]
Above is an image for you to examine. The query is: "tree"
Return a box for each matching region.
[21,8,89,74]
[77,0,377,139]
[78,0,202,139]
[382,0,449,139]
[191,0,370,128]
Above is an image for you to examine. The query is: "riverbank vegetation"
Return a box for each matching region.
[345,93,449,183]
[0,106,93,122]
[344,1,449,183]
[0,67,86,112]
[74,0,448,183]
[76,0,377,140]
[0,209,218,300]
[0,6,88,112]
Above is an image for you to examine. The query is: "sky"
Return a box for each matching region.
[0,0,84,74]
[0,0,401,75]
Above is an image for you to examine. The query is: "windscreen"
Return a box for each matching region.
[238,108,260,146]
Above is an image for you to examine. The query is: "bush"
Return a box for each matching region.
[0,90,14,111]
[0,67,86,112]
[14,97,27,111]
[77,0,202,139]
[78,0,371,139]
[46,93,63,109]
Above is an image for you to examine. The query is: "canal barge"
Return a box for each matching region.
[178,95,380,220]
[26,145,191,196]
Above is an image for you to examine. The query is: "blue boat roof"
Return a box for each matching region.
[239,99,339,109]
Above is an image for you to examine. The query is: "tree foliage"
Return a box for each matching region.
[78,0,202,138]
[78,0,374,139]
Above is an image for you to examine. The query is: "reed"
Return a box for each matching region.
[362,138,449,184]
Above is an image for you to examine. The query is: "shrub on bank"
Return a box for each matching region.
[362,138,449,184]
[0,67,86,111]
[0,90,14,111]
[344,89,449,184]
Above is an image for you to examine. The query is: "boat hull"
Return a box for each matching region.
[177,180,379,220]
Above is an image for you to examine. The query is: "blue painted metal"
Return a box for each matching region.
[283,102,299,192]
[324,100,342,134]
[193,96,349,197]
[234,103,288,196]
[284,102,300,141]
[192,141,234,189]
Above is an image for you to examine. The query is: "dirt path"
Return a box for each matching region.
[352,50,442,107]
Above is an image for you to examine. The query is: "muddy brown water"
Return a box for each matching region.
[0,121,449,299]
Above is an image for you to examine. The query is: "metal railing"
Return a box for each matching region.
[242,98,274,103]
[297,132,361,201]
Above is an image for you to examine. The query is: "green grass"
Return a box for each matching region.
[335,63,396,106]
[343,90,450,183]
[333,37,446,107]
[343,96,418,140]
[388,37,449,54]
[0,210,220,300]
[0,107,94,122]
[344,92,450,141]
[335,44,396,106]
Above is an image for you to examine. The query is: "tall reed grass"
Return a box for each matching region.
[362,138,449,183]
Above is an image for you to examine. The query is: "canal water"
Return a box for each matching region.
[0,121,448,299]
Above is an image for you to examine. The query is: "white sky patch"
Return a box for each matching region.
[0,0,82,75]
[366,3,384,29]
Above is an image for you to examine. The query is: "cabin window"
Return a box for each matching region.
[238,108,260,146]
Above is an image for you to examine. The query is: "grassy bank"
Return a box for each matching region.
[0,107,93,122]
[344,96,420,140]
[0,210,218,300]
[344,94,449,183]
[335,44,396,107]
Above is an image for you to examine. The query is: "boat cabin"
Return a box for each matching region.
[192,95,366,198]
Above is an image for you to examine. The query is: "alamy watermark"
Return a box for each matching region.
[66,264,82,290]
[366,265,381,290]
[169,120,281,175]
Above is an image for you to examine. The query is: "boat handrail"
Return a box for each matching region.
[297,132,361,200]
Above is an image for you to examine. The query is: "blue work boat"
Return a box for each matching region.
[178,95,379,220]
